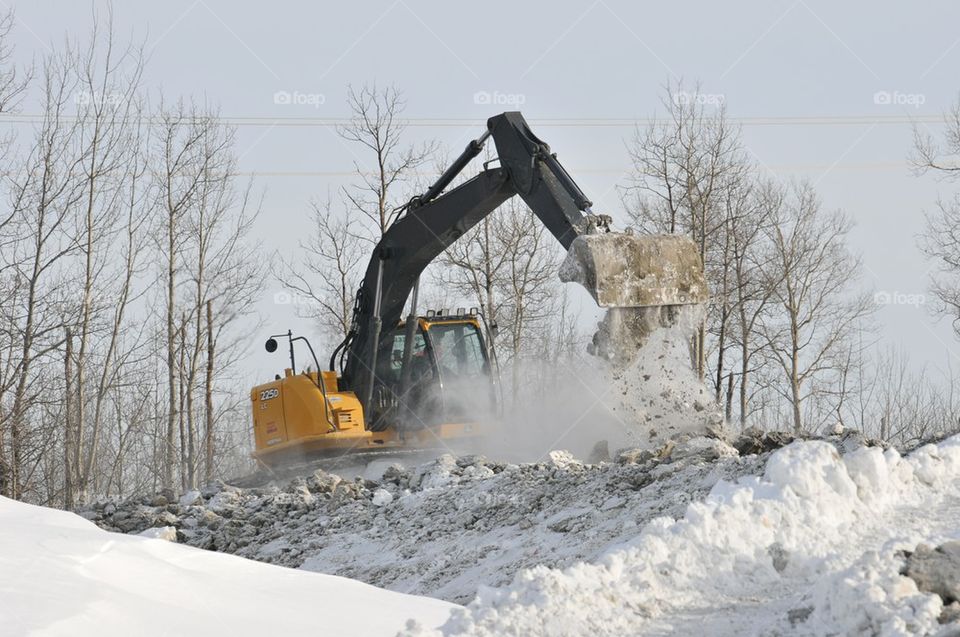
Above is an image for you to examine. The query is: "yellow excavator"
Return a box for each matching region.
[250,112,708,467]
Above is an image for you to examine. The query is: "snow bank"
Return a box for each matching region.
[403,437,960,636]
[81,439,768,604]
[0,496,454,636]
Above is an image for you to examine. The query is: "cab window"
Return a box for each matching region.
[427,323,486,378]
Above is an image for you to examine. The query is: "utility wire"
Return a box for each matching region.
[0,114,946,128]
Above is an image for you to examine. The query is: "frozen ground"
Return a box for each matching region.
[77,431,960,636]
[81,433,760,604]
[0,496,454,637]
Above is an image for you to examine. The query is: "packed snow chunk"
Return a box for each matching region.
[843,445,895,502]
[763,440,857,502]
[365,459,403,482]
[910,441,960,487]
[802,545,944,636]
[547,450,580,470]
[178,489,203,507]
[668,436,738,464]
[207,488,242,513]
[138,525,177,541]
[0,496,455,636]
[412,454,459,490]
[372,488,394,507]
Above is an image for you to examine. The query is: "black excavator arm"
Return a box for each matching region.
[336,112,603,417]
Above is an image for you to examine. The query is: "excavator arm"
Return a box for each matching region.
[337,113,601,408]
[336,112,707,417]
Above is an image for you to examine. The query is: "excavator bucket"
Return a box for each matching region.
[559,233,708,308]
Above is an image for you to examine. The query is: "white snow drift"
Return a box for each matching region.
[404,437,960,636]
[0,496,454,637]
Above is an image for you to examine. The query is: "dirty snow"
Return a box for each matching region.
[594,305,727,449]
[82,434,765,604]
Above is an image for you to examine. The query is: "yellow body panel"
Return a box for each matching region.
[250,316,490,465]
[251,370,367,460]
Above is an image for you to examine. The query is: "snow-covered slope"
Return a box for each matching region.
[81,436,764,604]
[64,433,960,635]
[403,437,960,636]
[0,496,454,637]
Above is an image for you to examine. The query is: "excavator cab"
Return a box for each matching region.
[372,311,498,432]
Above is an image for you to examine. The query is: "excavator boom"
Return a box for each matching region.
[337,112,708,419]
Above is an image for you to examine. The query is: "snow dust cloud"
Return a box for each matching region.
[467,302,723,463]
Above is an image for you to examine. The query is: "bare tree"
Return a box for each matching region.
[153,101,216,491]
[912,96,960,176]
[759,182,874,433]
[0,10,29,156]
[915,95,960,345]
[281,84,433,350]
[152,100,263,491]
[623,81,750,381]
[279,197,366,348]
[435,196,570,402]
[0,48,86,498]
[66,11,149,504]
[337,84,436,234]
[182,143,262,489]
[728,178,781,426]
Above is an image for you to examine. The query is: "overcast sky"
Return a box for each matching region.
[5,1,960,380]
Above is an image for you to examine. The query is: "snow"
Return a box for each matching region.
[372,488,394,507]
[402,437,960,636]
[137,525,177,541]
[63,433,960,635]
[84,439,769,604]
[0,496,454,636]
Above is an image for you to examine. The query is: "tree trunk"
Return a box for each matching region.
[725,373,734,423]
[178,319,187,492]
[63,328,74,509]
[739,337,750,427]
[164,217,177,491]
[790,349,803,433]
[204,300,215,483]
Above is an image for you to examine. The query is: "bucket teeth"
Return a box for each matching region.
[559,233,709,308]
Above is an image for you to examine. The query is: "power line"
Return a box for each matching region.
[233,162,913,178]
[0,113,945,128]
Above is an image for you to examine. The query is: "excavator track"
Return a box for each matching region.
[226,447,449,488]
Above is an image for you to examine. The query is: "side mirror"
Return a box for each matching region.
[489,321,499,338]
[265,338,278,353]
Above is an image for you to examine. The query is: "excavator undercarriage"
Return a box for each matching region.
[249,112,708,468]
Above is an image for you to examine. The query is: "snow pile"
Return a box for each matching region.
[81,435,768,604]
[590,305,726,449]
[402,436,960,636]
[0,496,454,637]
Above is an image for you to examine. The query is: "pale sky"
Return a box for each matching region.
[5,0,960,381]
